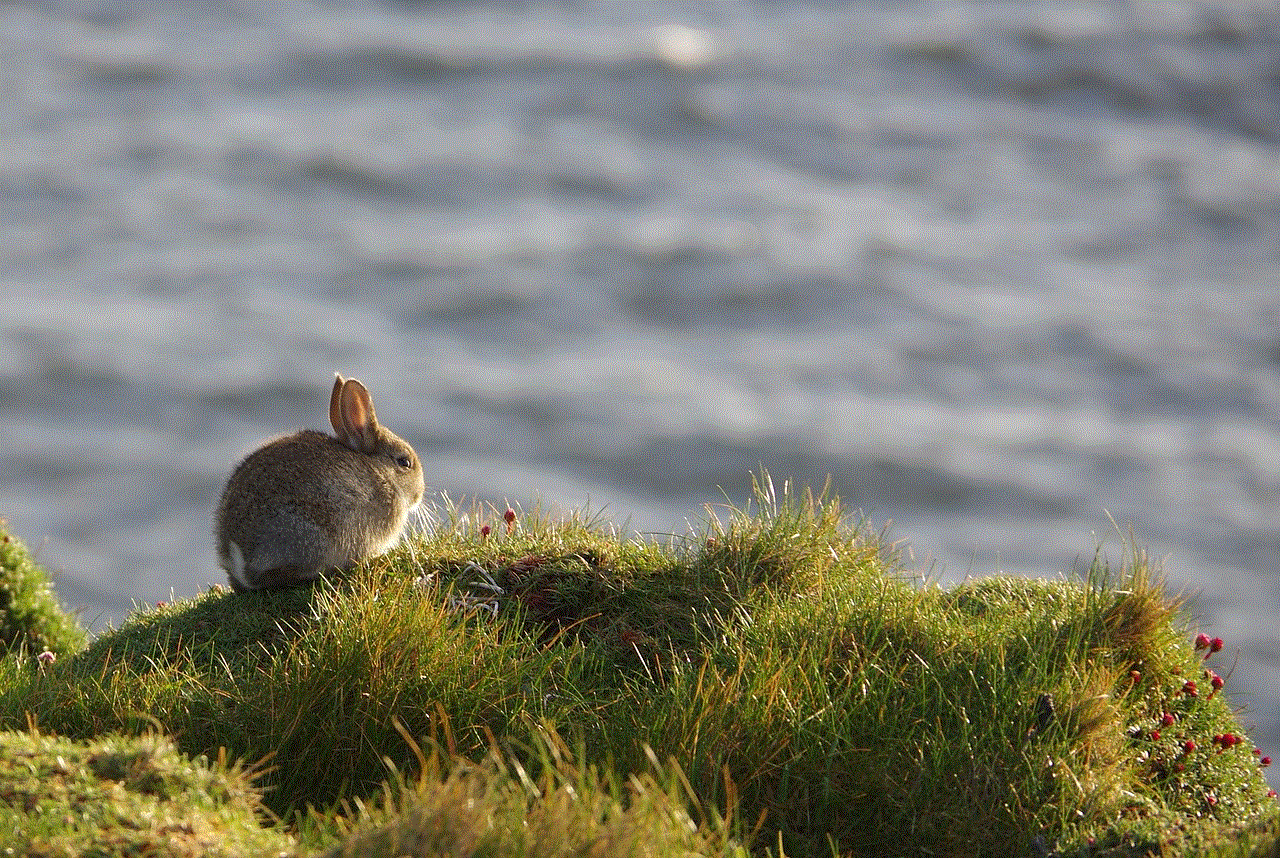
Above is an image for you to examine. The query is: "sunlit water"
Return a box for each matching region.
[1,1,1277,782]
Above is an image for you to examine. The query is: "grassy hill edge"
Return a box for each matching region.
[0,476,1277,857]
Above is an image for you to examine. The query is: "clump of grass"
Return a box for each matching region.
[318,723,748,858]
[693,473,883,597]
[0,472,1275,856]
[0,517,87,656]
[0,728,292,857]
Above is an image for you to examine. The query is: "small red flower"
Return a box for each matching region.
[1150,730,1161,741]
[1263,757,1272,767]
[1209,672,1224,691]
[1182,740,1197,755]
[1212,733,1242,751]
[1130,669,1142,684]
[1182,680,1198,697]
[1268,789,1276,798]
[1206,794,1217,807]
[1160,713,1175,727]
[480,524,491,539]
[1195,633,1211,651]
[1209,637,1224,654]
[504,507,517,533]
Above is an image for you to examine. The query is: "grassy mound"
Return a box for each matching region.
[0,478,1277,856]
[0,518,87,656]
[0,729,292,857]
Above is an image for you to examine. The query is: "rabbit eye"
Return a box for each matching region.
[395,455,413,469]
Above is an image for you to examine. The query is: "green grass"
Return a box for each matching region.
[0,728,292,856]
[0,474,1276,857]
[0,519,87,656]
[313,725,748,858]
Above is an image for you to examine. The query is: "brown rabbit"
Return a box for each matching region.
[216,374,425,591]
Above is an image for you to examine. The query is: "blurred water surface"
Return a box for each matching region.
[1,0,1278,775]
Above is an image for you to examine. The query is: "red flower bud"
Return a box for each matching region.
[1195,633,1211,651]
[1160,713,1175,727]
[1182,740,1197,755]
[1209,637,1224,654]
[1150,730,1161,741]
[1263,757,1272,767]
[1183,680,1198,697]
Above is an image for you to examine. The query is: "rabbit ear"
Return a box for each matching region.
[329,374,345,438]
[335,378,381,454]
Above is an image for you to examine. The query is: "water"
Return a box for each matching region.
[1,1,1278,780]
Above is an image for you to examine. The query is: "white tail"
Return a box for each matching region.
[224,540,250,590]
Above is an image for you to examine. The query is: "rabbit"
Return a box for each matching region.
[216,373,425,591]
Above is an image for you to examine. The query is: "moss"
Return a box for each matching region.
[0,518,87,656]
[0,729,292,857]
